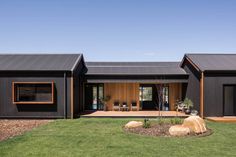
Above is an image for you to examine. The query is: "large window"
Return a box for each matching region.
[139,87,153,101]
[12,82,54,104]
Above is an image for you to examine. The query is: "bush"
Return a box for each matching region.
[143,119,151,128]
[170,118,183,125]
[157,118,165,125]
[183,98,194,109]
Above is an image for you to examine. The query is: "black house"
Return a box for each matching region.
[181,54,236,117]
[0,54,86,119]
[0,53,235,118]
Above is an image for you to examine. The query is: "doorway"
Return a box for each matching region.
[223,85,236,116]
[84,84,104,110]
[139,85,157,110]
[139,84,169,110]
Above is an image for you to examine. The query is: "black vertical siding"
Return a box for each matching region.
[204,73,236,117]
[181,83,187,100]
[73,59,87,117]
[183,63,200,113]
[0,72,72,118]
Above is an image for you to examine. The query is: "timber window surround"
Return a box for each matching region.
[12,82,54,104]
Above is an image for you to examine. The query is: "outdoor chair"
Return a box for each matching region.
[120,102,129,111]
[122,102,127,106]
[113,101,120,111]
[131,101,138,111]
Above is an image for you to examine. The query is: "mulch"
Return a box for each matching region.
[124,124,213,137]
[0,119,53,142]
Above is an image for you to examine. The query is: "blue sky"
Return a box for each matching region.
[0,0,236,61]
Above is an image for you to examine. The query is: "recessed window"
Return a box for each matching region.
[12,82,54,104]
[139,87,153,101]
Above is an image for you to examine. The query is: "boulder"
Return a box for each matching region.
[125,121,143,129]
[169,125,190,136]
[182,116,207,134]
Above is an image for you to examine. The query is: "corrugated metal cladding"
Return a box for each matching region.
[204,74,236,117]
[0,74,72,118]
[186,54,236,71]
[183,63,200,113]
[0,54,82,71]
[85,62,187,75]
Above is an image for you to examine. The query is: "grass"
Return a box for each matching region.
[0,118,236,157]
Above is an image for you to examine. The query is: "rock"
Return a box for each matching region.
[125,121,143,129]
[169,125,190,136]
[182,116,207,134]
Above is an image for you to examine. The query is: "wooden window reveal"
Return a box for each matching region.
[12,82,54,104]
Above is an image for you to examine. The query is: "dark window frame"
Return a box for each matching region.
[12,82,54,104]
[84,83,104,110]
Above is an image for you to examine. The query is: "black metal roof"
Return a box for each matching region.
[0,54,82,71]
[184,54,236,71]
[86,79,188,83]
[86,62,187,75]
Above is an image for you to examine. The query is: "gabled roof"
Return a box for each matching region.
[86,62,187,75]
[181,54,236,72]
[0,54,83,71]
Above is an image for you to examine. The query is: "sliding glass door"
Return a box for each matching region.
[85,84,104,110]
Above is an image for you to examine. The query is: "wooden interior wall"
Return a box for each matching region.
[104,82,182,111]
[104,83,140,110]
[169,83,182,110]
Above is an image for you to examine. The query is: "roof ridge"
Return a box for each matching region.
[71,55,82,71]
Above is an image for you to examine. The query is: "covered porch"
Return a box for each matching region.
[80,110,188,118]
[83,61,189,115]
[83,81,187,112]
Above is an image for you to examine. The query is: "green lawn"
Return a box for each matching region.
[0,118,236,157]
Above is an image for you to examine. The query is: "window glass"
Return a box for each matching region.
[92,86,97,105]
[162,86,169,103]
[14,83,53,103]
[139,87,152,101]
[98,85,104,103]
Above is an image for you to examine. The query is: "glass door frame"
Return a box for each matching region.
[84,83,104,110]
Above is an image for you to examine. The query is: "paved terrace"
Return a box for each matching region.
[79,111,188,118]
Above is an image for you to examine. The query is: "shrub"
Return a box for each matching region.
[170,118,183,125]
[183,98,194,109]
[157,118,165,125]
[143,118,151,128]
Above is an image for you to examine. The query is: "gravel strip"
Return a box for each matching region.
[0,119,53,141]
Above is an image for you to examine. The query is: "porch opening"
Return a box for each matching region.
[83,82,185,112]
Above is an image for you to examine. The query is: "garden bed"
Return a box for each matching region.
[0,119,53,141]
[124,119,213,137]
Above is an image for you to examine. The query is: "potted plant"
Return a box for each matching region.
[102,95,111,111]
[183,98,193,114]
